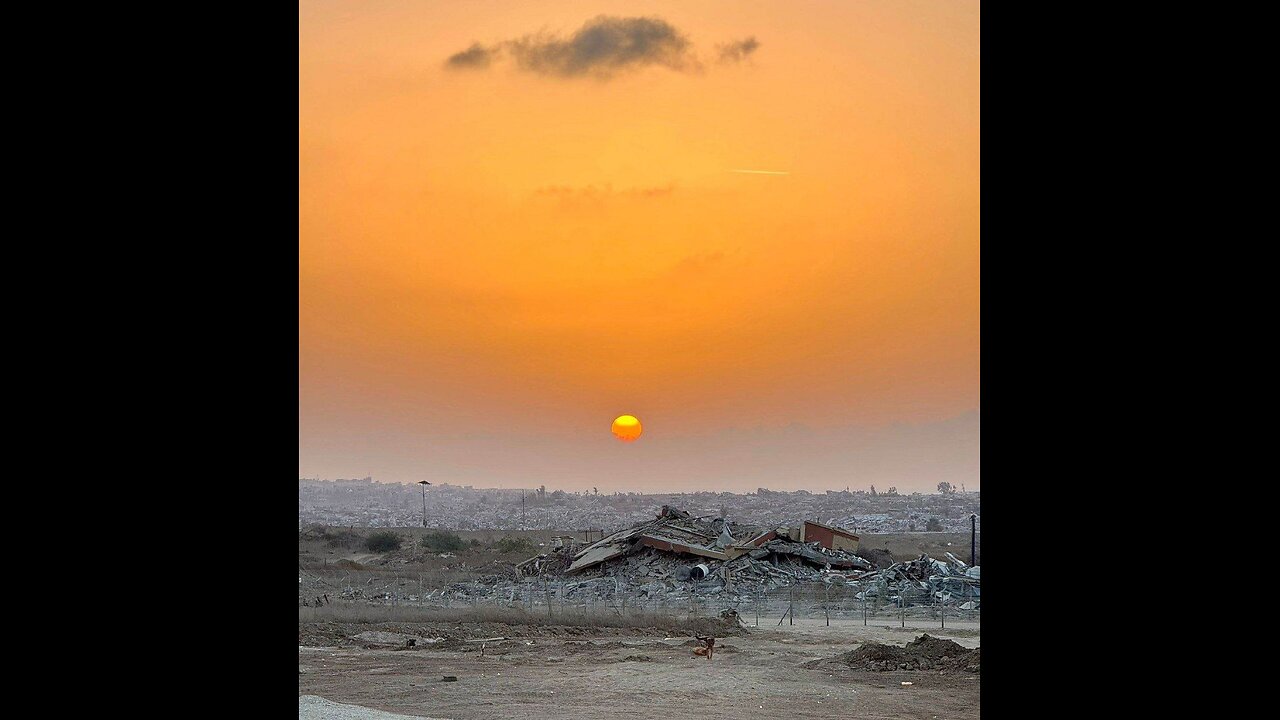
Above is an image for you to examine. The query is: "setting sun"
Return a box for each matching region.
[612,415,643,442]
[299,0,979,492]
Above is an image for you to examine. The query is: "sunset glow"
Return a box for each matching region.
[299,1,980,492]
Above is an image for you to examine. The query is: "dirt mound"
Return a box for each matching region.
[351,631,421,647]
[803,634,980,673]
[562,640,630,653]
[855,546,896,569]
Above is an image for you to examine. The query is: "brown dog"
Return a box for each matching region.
[693,636,715,660]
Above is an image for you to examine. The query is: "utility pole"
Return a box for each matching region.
[418,480,431,527]
[522,490,526,530]
[969,513,977,566]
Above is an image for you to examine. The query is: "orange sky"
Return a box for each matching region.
[299,0,980,492]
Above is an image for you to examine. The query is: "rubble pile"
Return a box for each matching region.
[309,505,980,610]
[514,505,880,590]
[863,553,982,605]
[509,505,979,604]
[803,634,981,673]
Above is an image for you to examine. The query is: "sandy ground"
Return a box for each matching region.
[301,695,452,720]
[299,621,979,719]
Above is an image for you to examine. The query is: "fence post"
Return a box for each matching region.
[824,584,830,627]
[941,595,945,629]
[755,591,760,627]
[900,590,905,628]
[789,586,794,626]
[863,586,867,626]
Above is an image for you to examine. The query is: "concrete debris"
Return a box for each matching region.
[485,505,958,603]
[323,506,979,612]
[545,506,869,581]
[566,545,627,573]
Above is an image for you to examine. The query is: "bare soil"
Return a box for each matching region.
[299,621,979,719]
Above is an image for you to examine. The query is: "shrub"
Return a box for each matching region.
[421,530,465,552]
[493,536,536,554]
[365,531,403,553]
[926,517,943,532]
[325,529,361,548]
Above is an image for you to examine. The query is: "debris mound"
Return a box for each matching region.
[803,634,980,673]
[855,546,895,569]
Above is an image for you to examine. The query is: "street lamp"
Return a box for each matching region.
[418,481,431,527]
[969,513,978,566]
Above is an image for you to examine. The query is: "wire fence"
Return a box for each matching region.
[300,566,980,629]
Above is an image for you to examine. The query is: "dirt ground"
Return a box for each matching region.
[299,620,979,719]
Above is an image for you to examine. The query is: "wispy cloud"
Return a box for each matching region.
[445,43,495,70]
[535,182,676,201]
[717,37,760,64]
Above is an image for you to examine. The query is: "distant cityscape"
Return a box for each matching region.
[299,478,980,533]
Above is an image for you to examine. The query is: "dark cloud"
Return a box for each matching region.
[510,16,698,78]
[717,37,760,64]
[445,16,703,80]
[445,42,495,70]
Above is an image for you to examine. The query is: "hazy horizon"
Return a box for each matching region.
[300,1,980,494]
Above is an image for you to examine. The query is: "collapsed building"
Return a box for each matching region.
[518,506,859,585]
[511,506,980,605]
[313,505,980,610]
